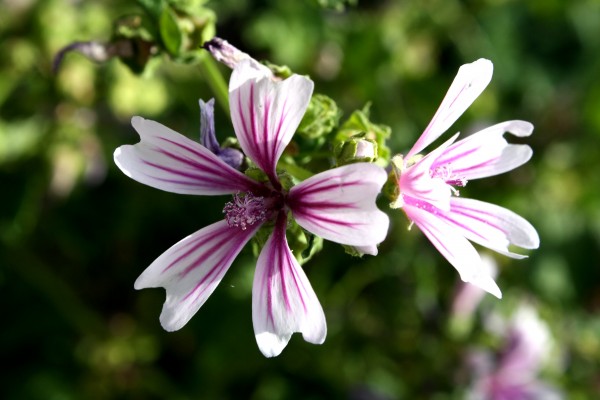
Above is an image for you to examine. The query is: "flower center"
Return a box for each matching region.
[430,164,467,193]
[223,192,270,230]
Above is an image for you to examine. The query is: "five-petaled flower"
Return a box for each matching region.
[114,60,389,357]
[390,59,539,297]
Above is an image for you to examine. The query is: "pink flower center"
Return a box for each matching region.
[223,191,284,230]
[223,192,269,230]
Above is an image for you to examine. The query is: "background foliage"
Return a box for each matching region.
[2,0,599,398]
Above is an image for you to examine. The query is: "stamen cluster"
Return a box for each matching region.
[431,164,468,188]
[223,192,269,230]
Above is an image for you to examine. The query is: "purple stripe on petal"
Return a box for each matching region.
[434,146,479,167]
[134,220,260,332]
[293,209,362,231]
[262,95,272,172]
[439,211,492,243]
[452,157,500,175]
[250,82,260,148]
[252,212,326,357]
[229,62,314,188]
[450,198,539,252]
[116,117,260,195]
[404,195,510,251]
[289,164,389,246]
[406,59,493,159]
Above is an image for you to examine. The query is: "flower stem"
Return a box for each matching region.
[198,53,230,115]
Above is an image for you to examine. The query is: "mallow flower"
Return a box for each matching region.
[114,60,389,357]
[466,304,562,400]
[390,59,539,297]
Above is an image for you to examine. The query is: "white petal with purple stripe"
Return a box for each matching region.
[253,213,326,357]
[229,60,314,182]
[406,59,493,160]
[115,116,261,195]
[404,203,502,298]
[135,220,261,331]
[288,163,390,247]
[446,197,540,258]
[433,120,534,180]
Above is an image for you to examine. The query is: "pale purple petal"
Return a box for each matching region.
[403,203,502,298]
[134,220,260,331]
[400,134,459,212]
[204,37,273,78]
[469,377,562,400]
[115,116,262,195]
[253,213,327,357]
[229,60,314,183]
[288,163,389,247]
[406,59,493,160]
[433,120,534,180]
[445,197,540,258]
[199,98,219,153]
[499,304,550,377]
[199,98,244,170]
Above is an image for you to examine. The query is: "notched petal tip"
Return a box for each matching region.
[252,216,327,357]
[159,304,187,332]
[131,115,145,131]
[133,220,260,334]
[461,59,493,85]
[256,332,291,358]
[229,62,314,179]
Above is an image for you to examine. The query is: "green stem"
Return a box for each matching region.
[278,160,314,181]
[198,54,230,115]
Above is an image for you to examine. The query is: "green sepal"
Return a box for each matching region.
[220,136,241,150]
[276,169,296,192]
[250,224,274,259]
[286,219,324,265]
[383,169,401,207]
[260,61,293,79]
[298,94,342,140]
[244,165,269,185]
[341,244,367,258]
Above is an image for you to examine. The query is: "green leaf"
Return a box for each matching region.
[159,6,182,56]
[136,0,165,19]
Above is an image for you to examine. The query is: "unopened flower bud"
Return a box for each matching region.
[334,133,378,166]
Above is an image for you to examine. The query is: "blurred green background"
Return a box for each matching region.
[2,0,600,398]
